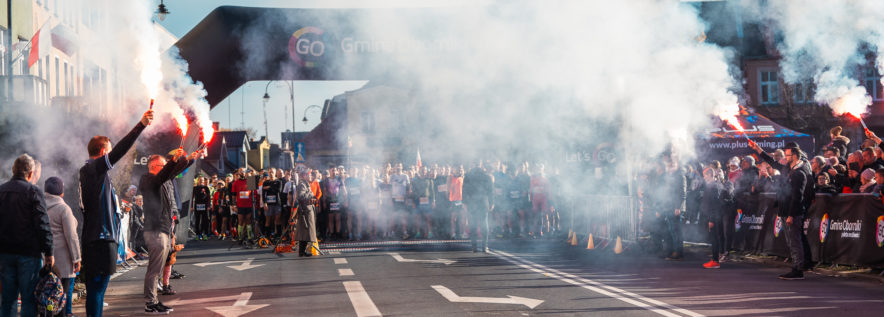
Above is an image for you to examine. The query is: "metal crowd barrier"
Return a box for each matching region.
[567,195,638,243]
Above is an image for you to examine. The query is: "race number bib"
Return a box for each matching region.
[509,191,521,199]
[453,201,463,207]
[437,184,448,192]
[195,204,206,211]
[239,191,250,199]
[329,202,341,211]
[419,197,430,205]
[265,195,278,204]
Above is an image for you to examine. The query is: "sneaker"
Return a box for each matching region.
[157,302,174,312]
[145,303,171,315]
[718,254,727,263]
[160,285,177,295]
[702,260,720,269]
[778,270,804,280]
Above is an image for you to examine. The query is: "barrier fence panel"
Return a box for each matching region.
[569,195,637,243]
[731,192,884,268]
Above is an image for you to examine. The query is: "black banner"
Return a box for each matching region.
[735,192,884,268]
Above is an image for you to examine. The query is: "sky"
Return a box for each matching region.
[152,0,487,143]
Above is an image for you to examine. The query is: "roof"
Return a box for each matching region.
[217,131,249,150]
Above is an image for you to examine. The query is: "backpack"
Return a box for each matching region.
[34,268,66,316]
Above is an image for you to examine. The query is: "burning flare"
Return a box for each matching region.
[173,112,188,137]
[714,103,750,141]
[201,124,214,144]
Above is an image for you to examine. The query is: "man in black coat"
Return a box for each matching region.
[463,161,494,253]
[659,154,686,260]
[0,154,52,316]
[749,141,813,280]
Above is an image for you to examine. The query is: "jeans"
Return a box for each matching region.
[468,210,489,251]
[664,214,683,256]
[86,274,110,317]
[783,215,807,271]
[61,277,75,315]
[0,253,42,317]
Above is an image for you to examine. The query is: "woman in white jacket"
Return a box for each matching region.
[45,177,81,317]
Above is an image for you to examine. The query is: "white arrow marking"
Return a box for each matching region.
[193,258,264,271]
[206,292,269,317]
[431,285,543,309]
[166,294,241,306]
[387,252,455,265]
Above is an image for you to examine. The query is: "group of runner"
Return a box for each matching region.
[190,161,566,244]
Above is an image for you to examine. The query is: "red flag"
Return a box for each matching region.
[27,25,50,68]
[416,148,422,169]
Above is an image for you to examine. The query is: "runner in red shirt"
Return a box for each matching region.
[530,164,551,237]
[231,169,255,243]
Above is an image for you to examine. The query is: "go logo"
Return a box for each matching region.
[288,26,326,67]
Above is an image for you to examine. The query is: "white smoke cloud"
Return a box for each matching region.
[743,0,884,116]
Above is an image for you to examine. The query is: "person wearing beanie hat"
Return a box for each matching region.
[859,168,877,193]
[44,176,81,316]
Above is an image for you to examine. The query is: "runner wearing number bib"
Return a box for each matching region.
[261,168,283,238]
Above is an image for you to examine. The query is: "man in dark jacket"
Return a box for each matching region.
[0,154,53,317]
[660,154,686,260]
[463,161,495,252]
[749,140,813,280]
[139,149,196,314]
[79,110,152,316]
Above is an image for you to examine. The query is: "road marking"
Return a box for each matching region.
[193,258,264,271]
[329,251,342,255]
[334,258,348,264]
[166,294,242,306]
[343,281,382,317]
[205,292,269,317]
[387,252,456,265]
[489,250,704,317]
[431,285,543,309]
[339,268,355,276]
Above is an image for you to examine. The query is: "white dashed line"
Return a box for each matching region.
[334,258,348,264]
[339,268,354,276]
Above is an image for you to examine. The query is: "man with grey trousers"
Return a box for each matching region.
[139,149,196,314]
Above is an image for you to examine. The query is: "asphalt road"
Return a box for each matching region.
[76,239,884,317]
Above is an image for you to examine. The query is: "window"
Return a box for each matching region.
[792,82,814,104]
[64,62,68,96]
[760,70,779,105]
[37,58,42,78]
[360,111,375,133]
[54,57,59,96]
[864,68,883,101]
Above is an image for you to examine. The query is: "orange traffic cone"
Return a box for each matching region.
[586,234,595,250]
[613,236,623,254]
[570,233,578,246]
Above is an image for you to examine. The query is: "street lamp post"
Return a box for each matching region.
[264,80,297,145]
[301,104,322,124]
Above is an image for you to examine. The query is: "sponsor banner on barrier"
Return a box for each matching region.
[804,194,884,267]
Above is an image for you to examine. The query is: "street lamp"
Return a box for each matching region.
[157,0,170,21]
[302,104,322,124]
[264,80,296,134]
